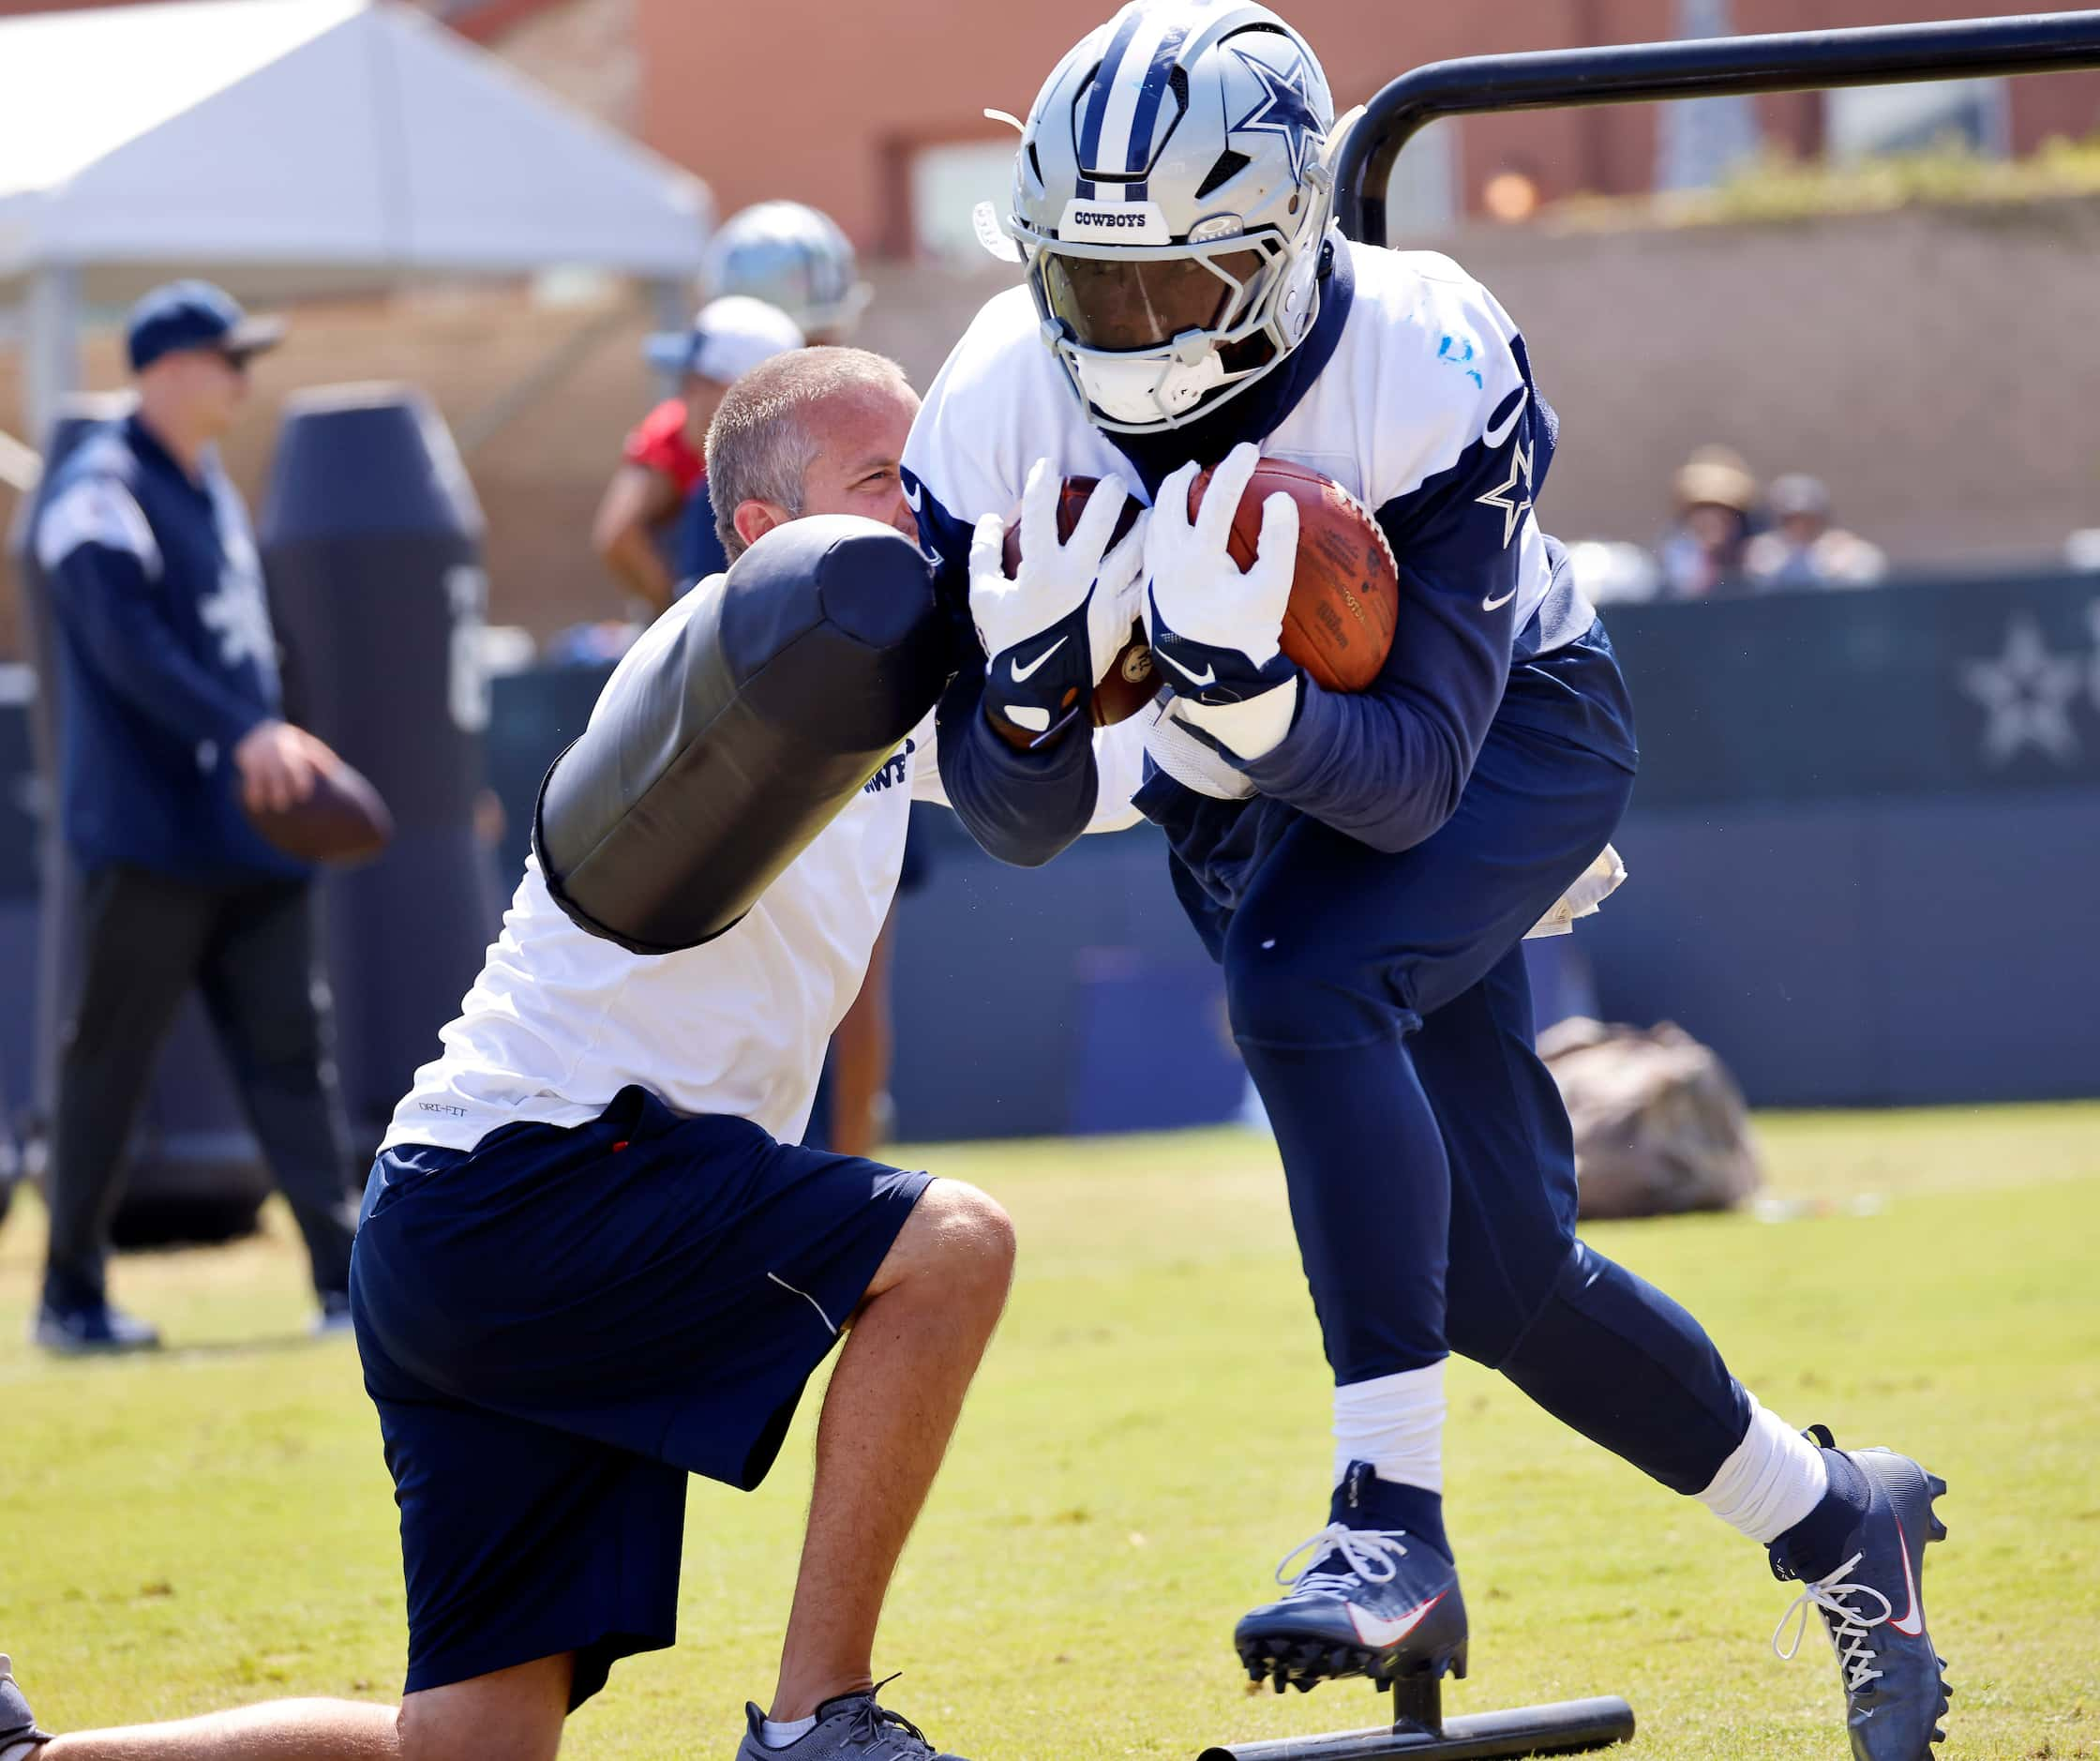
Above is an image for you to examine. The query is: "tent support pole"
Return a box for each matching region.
[23,265,82,453]
[647,275,686,397]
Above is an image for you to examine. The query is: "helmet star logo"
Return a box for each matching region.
[1229,47,1326,186]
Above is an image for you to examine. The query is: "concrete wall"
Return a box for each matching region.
[1458,193,2100,562]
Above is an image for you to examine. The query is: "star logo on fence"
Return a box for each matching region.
[1958,613,2084,766]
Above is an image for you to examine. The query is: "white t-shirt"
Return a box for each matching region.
[384,590,1145,1154]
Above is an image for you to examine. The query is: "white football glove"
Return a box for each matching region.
[1143,442,1300,761]
[968,459,1146,745]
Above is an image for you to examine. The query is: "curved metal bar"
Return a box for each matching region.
[1336,10,2100,246]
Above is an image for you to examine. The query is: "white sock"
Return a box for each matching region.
[1695,1395,1828,1543]
[760,1715,818,1748]
[1333,1362,1446,1493]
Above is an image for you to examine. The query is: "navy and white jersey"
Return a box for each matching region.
[386,584,1145,1156]
[35,414,300,880]
[905,237,1629,911]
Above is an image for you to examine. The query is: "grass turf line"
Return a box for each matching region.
[0,1102,2094,1759]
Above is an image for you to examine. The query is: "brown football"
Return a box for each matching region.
[246,743,394,867]
[1188,458,1399,693]
[1000,477,1155,743]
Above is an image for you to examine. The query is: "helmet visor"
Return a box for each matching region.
[1039,248,1266,352]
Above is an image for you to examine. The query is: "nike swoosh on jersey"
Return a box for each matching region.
[1481,586,1518,612]
[1887,1516,1925,1636]
[1481,386,1529,450]
[1347,1591,1447,1649]
[1155,647,1217,689]
[1010,635,1069,682]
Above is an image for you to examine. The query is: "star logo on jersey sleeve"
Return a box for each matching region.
[1476,434,1536,550]
[1230,47,1326,186]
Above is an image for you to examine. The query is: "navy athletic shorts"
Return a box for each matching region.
[349,1085,931,1708]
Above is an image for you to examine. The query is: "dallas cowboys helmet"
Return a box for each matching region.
[997,1,1347,432]
[701,202,874,341]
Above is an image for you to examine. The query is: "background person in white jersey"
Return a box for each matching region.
[0,349,1140,1761]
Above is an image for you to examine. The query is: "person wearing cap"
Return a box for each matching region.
[1747,472,1888,591]
[590,294,802,613]
[28,279,360,1353]
[1658,444,1761,599]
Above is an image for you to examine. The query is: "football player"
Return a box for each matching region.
[703,202,876,347]
[903,7,1950,1757]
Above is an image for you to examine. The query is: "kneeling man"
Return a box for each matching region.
[2,347,1142,1761]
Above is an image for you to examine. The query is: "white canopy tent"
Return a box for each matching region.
[0,0,712,450]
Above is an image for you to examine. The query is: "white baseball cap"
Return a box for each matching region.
[644,295,804,384]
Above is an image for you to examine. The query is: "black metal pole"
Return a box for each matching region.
[1196,1693,1635,1761]
[1336,10,2100,246]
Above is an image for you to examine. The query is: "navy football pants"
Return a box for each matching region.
[1215,634,1752,1498]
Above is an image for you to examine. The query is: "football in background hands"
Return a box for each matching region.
[1188,458,1400,692]
[1001,476,1156,732]
[245,739,395,866]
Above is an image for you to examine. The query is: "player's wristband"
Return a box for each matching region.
[1174,675,1299,761]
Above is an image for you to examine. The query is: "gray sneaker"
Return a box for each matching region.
[734,1685,967,1761]
[0,1654,53,1752]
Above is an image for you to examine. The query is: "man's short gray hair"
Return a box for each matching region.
[704,346,912,564]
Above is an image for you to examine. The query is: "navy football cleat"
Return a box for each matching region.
[1773,1429,1952,1761]
[0,1654,53,1753]
[1235,1517,1468,1694]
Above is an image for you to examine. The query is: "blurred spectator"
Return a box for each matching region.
[1658,444,1760,599]
[590,295,802,614]
[1746,473,1887,590]
[1565,538,1664,606]
[30,280,360,1352]
[543,619,640,668]
[701,201,873,345]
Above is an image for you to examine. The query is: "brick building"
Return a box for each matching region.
[630,0,2100,253]
[8,0,2099,252]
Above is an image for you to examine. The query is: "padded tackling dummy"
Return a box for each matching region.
[534,516,953,955]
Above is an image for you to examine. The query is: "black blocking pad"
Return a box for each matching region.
[534,517,956,955]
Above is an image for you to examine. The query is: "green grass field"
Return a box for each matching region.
[3,1105,2097,1760]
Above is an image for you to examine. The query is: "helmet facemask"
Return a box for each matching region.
[1001,8,1339,434]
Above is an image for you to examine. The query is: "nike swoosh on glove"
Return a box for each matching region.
[1144,442,1300,761]
[969,460,1146,749]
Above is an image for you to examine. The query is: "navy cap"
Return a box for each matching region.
[126,279,287,373]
